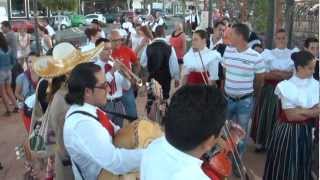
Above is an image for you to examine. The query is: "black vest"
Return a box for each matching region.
[146,39,172,79]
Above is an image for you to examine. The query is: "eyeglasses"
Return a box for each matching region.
[94,81,109,90]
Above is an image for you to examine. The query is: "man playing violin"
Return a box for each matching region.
[140,85,227,180]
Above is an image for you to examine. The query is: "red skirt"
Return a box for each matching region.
[20,110,31,133]
[187,71,209,85]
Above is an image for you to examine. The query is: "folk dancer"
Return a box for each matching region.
[263,51,319,180]
[182,29,221,86]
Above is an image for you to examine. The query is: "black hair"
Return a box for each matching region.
[154,25,165,38]
[0,32,8,52]
[232,23,250,42]
[276,28,286,34]
[48,75,67,101]
[95,38,110,47]
[291,51,315,70]
[252,43,263,50]
[164,85,227,151]
[38,25,48,35]
[84,28,99,40]
[1,21,11,29]
[28,52,37,56]
[194,29,207,39]
[65,63,101,105]
[214,21,225,29]
[91,19,101,26]
[304,37,319,48]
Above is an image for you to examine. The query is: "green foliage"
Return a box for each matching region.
[39,0,79,11]
[251,0,269,33]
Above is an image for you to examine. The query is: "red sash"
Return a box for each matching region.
[96,109,115,137]
[187,71,209,85]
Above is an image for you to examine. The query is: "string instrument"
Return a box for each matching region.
[202,120,249,180]
[108,56,143,87]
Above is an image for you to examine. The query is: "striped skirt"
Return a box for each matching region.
[263,120,313,180]
[252,84,279,148]
[104,100,126,128]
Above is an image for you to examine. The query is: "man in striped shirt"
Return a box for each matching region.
[221,23,264,175]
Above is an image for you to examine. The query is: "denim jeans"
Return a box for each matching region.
[226,96,254,158]
[121,87,138,120]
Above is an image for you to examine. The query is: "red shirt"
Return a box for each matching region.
[112,45,138,70]
[169,32,186,60]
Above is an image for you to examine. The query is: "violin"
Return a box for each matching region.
[202,120,248,180]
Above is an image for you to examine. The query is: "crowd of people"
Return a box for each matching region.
[0,10,318,180]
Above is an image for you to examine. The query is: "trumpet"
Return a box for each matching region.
[108,56,143,87]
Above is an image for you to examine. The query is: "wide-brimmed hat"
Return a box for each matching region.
[33,42,103,78]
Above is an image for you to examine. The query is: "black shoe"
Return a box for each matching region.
[0,162,3,170]
[12,107,19,113]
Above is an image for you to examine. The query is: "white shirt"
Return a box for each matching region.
[45,25,55,37]
[100,30,106,38]
[64,103,142,180]
[140,137,210,180]
[185,14,199,24]
[209,36,223,49]
[151,18,165,32]
[81,42,95,52]
[183,47,221,81]
[140,38,180,80]
[275,75,319,109]
[261,48,299,72]
[95,59,131,100]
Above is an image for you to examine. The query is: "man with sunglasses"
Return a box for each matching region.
[63,62,142,180]
[110,29,140,120]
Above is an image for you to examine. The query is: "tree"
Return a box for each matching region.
[39,0,79,11]
[284,0,294,48]
[265,0,275,49]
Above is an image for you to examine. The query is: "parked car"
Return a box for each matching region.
[51,15,72,30]
[12,20,34,33]
[85,14,106,25]
[69,14,86,27]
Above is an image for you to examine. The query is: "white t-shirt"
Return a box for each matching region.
[45,25,56,37]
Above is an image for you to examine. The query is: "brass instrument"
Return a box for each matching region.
[108,56,143,87]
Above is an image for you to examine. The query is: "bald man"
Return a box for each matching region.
[110,29,140,119]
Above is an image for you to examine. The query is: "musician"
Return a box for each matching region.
[110,29,139,120]
[95,38,132,127]
[141,85,227,180]
[64,63,142,180]
[263,51,319,180]
[140,25,180,100]
[182,29,221,86]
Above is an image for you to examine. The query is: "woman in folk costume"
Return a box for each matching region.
[95,38,132,128]
[29,42,104,180]
[182,29,221,86]
[251,29,299,151]
[263,51,319,180]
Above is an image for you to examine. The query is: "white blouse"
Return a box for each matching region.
[275,75,319,109]
[183,47,221,81]
[261,48,299,72]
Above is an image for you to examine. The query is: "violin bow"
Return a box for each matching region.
[198,51,209,85]
[223,120,249,180]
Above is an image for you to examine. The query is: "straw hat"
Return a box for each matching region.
[33,42,103,78]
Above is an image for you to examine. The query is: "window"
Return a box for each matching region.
[10,0,26,17]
